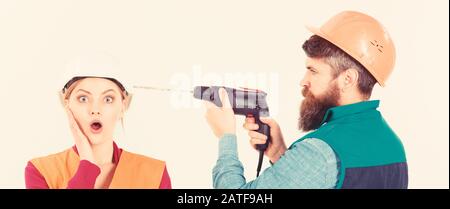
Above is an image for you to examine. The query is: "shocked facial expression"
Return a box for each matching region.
[66,77,126,145]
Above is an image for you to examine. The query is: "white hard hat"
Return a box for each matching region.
[59,52,132,95]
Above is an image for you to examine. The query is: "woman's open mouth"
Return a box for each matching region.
[90,120,103,134]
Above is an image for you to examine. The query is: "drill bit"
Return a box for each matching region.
[133,85,193,94]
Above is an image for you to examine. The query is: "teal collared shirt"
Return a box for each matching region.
[212,100,384,189]
[321,100,380,125]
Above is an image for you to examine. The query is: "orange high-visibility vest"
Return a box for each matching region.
[30,148,166,189]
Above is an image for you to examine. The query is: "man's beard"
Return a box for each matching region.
[298,81,340,132]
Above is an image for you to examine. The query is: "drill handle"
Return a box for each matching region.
[254,116,271,151]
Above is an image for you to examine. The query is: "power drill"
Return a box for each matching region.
[193,86,270,177]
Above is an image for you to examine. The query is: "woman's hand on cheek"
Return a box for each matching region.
[65,106,95,164]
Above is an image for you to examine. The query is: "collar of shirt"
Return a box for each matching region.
[320,100,380,125]
[71,141,122,163]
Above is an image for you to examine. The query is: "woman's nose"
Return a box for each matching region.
[91,111,101,115]
[90,102,102,116]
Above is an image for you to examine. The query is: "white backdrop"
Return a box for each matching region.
[0,0,448,189]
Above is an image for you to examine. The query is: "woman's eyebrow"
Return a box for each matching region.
[76,89,117,95]
[76,89,91,95]
[102,89,117,95]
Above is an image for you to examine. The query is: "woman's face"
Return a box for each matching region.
[66,77,127,145]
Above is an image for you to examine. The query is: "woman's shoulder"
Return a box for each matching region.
[120,150,166,167]
[29,147,74,165]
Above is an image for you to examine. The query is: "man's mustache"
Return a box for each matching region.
[302,87,314,99]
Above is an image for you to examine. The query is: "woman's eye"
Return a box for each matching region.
[104,96,114,104]
[78,96,88,103]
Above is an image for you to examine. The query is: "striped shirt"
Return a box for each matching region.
[213,134,339,189]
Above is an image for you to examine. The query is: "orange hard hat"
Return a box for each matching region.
[306,11,396,86]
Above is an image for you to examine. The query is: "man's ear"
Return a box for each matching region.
[340,68,359,91]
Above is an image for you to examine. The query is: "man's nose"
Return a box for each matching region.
[300,75,310,88]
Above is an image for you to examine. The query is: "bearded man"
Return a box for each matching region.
[203,11,408,189]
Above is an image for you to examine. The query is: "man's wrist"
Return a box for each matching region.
[219,133,236,139]
[269,146,287,164]
[218,134,238,157]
